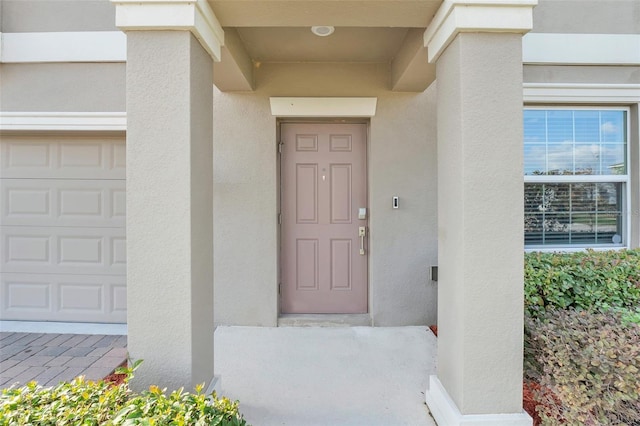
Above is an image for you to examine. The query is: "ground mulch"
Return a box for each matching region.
[103,361,128,387]
[523,381,544,426]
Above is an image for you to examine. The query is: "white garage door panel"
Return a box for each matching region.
[2,226,126,275]
[1,179,125,227]
[1,274,127,323]
[0,138,125,179]
[0,137,126,323]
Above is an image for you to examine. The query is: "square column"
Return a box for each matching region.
[424,1,536,425]
[112,0,223,391]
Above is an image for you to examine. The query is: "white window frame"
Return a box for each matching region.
[523,105,631,251]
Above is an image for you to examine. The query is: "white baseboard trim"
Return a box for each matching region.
[0,320,127,335]
[425,376,532,426]
[205,375,221,395]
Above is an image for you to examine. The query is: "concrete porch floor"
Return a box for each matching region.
[214,326,437,426]
[0,325,437,425]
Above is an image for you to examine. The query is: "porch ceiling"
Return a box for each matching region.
[208,0,442,92]
[235,27,411,63]
[208,0,440,27]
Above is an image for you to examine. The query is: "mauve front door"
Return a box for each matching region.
[281,123,368,313]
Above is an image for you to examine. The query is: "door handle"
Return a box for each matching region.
[359,227,366,255]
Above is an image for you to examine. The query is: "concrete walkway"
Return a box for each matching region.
[1,326,437,425]
[214,326,437,426]
[0,332,127,388]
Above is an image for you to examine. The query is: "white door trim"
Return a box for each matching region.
[270,97,378,117]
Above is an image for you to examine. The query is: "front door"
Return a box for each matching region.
[281,123,368,313]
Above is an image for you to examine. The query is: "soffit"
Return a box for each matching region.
[207,0,442,92]
[208,0,441,27]
[236,27,412,63]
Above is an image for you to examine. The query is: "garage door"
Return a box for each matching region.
[0,136,126,323]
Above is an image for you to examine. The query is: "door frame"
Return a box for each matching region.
[276,118,370,315]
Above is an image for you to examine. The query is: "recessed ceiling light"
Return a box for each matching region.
[311,26,335,37]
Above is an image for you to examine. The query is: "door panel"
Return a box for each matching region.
[296,164,318,223]
[0,138,126,323]
[281,123,367,313]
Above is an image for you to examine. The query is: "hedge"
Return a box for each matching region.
[524,249,640,319]
[525,309,640,425]
[0,362,247,426]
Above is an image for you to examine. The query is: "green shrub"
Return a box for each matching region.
[0,362,248,426]
[0,377,130,425]
[112,385,246,425]
[619,307,640,325]
[524,249,640,318]
[525,309,640,426]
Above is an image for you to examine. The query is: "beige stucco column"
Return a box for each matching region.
[111,0,223,391]
[424,1,536,425]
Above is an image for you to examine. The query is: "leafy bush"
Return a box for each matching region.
[0,376,130,425]
[112,385,246,425]
[524,249,640,318]
[619,307,640,325]
[0,362,248,426]
[525,309,640,426]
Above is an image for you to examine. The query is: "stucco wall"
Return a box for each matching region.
[125,31,214,390]
[524,0,640,252]
[369,89,438,326]
[188,34,215,389]
[532,0,640,34]
[213,62,438,326]
[0,63,126,112]
[3,0,636,330]
[1,0,117,32]
[436,32,525,414]
[212,91,279,326]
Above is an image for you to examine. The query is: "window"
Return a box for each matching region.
[524,108,629,248]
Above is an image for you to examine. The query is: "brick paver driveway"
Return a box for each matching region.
[0,332,127,388]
